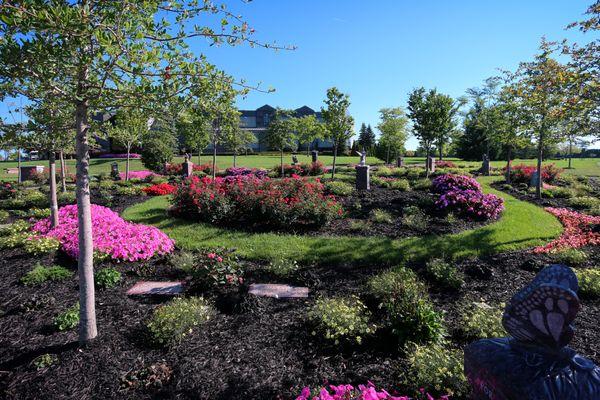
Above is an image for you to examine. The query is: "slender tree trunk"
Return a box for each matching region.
[505,146,512,184]
[212,140,217,180]
[125,145,131,181]
[280,149,284,177]
[17,148,21,183]
[233,151,237,168]
[306,142,310,157]
[425,146,431,178]
[48,151,59,228]
[75,98,97,344]
[536,134,544,199]
[197,146,201,165]
[386,145,390,164]
[59,150,67,193]
[331,143,337,180]
[439,145,443,161]
[568,138,573,169]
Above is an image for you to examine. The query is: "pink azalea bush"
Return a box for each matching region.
[534,207,600,253]
[32,204,174,261]
[296,382,449,400]
[120,170,158,180]
[436,189,504,220]
[431,174,480,194]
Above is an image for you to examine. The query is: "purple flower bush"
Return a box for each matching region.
[32,204,174,261]
[296,382,449,400]
[431,174,480,194]
[224,167,268,180]
[97,153,142,159]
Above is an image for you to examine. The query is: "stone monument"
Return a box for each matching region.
[464,264,600,399]
[311,150,319,163]
[110,162,120,180]
[182,155,194,178]
[355,149,370,190]
[482,154,491,176]
[291,154,299,165]
[19,165,44,183]
[396,157,404,168]
[426,156,435,173]
[530,170,540,187]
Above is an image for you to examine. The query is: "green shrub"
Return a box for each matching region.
[425,258,464,289]
[58,191,76,205]
[412,178,432,191]
[374,166,394,177]
[54,303,80,331]
[404,341,469,398]
[0,209,9,223]
[402,205,428,230]
[0,198,26,210]
[116,186,145,196]
[348,219,370,232]
[390,178,410,191]
[308,296,374,345]
[368,268,445,344]
[23,236,60,256]
[94,268,122,289]
[575,269,600,298]
[266,258,299,277]
[97,180,116,190]
[370,208,393,223]
[549,187,573,199]
[32,353,57,370]
[406,169,426,181]
[0,219,30,236]
[141,131,176,172]
[569,196,600,210]
[11,208,51,219]
[169,250,196,271]
[21,190,47,208]
[21,264,73,286]
[146,297,213,346]
[184,248,244,289]
[551,248,589,266]
[461,302,505,339]
[324,180,353,196]
[0,231,29,249]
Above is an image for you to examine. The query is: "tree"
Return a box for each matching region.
[321,87,354,179]
[377,107,409,163]
[105,108,148,180]
[407,88,436,176]
[224,122,256,167]
[294,114,324,156]
[507,40,572,198]
[182,110,210,165]
[358,123,376,151]
[266,108,297,176]
[0,0,287,344]
[455,101,504,161]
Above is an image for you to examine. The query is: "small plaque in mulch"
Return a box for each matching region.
[248,283,309,299]
[126,281,184,296]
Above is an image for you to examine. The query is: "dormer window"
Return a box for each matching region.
[263,114,270,125]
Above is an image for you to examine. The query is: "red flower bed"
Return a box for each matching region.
[165,162,213,176]
[506,164,562,184]
[274,161,325,177]
[172,175,342,227]
[435,160,456,168]
[142,183,177,196]
[534,207,600,253]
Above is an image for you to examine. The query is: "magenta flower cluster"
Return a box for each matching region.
[120,170,159,180]
[433,174,504,221]
[32,204,174,261]
[431,174,481,194]
[296,382,449,400]
[225,167,269,179]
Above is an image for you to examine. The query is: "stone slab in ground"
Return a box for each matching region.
[248,283,309,298]
[126,281,184,296]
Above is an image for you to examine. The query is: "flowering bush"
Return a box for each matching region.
[224,167,269,179]
[165,162,213,176]
[143,183,177,196]
[296,382,449,400]
[182,248,244,289]
[507,163,562,184]
[431,174,480,194]
[98,153,141,159]
[534,207,600,253]
[308,296,374,345]
[274,161,325,177]
[172,175,342,227]
[435,160,456,168]
[0,182,17,199]
[120,170,158,180]
[435,189,504,220]
[32,204,174,261]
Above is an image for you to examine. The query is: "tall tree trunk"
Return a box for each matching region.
[331,143,338,180]
[17,148,21,183]
[306,142,310,157]
[568,138,573,169]
[197,146,201,165]
[505,146,512,184]
[59,150,67,193]
[536,134,544,199]
[439,145,443,161]
[233,151,237,168]
[212,141,217,180]
[125,145,131,181]
[425,146,431,178]
[386,145,390,164]
[280,149,284,177]
[48,151,59,228]
[75,99,97,344]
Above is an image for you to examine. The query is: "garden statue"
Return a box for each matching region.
[396,156,404,167]
[426,156,435,173]
[464,264,600,400]
[355,149,370,190]
[110,162,120,180]
[292,154,299,165]
[182,154,194,178]
[356,149,367,166]
[482,154,491,176]
[311,150,319,163]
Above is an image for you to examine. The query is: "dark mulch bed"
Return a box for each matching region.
[1,244,599,400]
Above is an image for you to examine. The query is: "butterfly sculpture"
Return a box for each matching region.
[502,264,580,349]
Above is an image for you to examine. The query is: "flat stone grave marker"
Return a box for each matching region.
[248,283,308,299]
[126,281,184,296]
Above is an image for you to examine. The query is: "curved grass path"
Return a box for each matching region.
[123,176,563,266]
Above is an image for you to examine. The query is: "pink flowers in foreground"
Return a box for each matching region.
[534,207,600,253]
[120,170,158,180]
[32,204,174,261]
[296,382,449,400]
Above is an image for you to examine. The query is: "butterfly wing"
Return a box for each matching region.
[511,264,579,305]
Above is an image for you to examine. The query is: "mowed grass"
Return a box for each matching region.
[123,176,563,266]
[1,155,597,181]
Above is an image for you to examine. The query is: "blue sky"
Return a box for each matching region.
[0,0,595,150]
[198,0,594,149]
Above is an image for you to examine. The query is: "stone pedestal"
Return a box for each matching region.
[110,162,120,180]
[426,156,435,173]
[19,166,44,183]
[530,170,539,187]
[292,155,299,165]
[355,165,370,190]
[482,155,491,176]
[182,161,194,178]
[311,150,319,163]
[396,157,404,168]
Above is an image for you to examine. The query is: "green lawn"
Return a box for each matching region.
[2,155,597,181]
[123,176,563,266]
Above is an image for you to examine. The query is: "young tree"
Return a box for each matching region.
[357,123,376,151]
[294,114,324,156]
[0,0,287,344]
[224,122,256,167]
[266,108,297,176]
[377,107,409,164]
[182,111,211,165]
[321,87,354,179]
[105,108,149,181]
[407,88,436,176]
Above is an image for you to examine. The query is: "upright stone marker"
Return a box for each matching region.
[481,154,491,176]
[530,170,539,187]
[110,162,120,180]
[396,157,404,168]
[19,166,44,183]
[182,155,194,178]
[355,165,370,190]
[291,154,299,165]
[464,264,600,399]
[311,150,319,163]
[426,156,435,173]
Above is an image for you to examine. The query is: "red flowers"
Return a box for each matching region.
[534,207,600,253]
[143,183,177,196]
[506,164,562,184]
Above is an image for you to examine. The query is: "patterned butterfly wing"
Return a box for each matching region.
[503,283,580,348]
[511,264,579,306]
